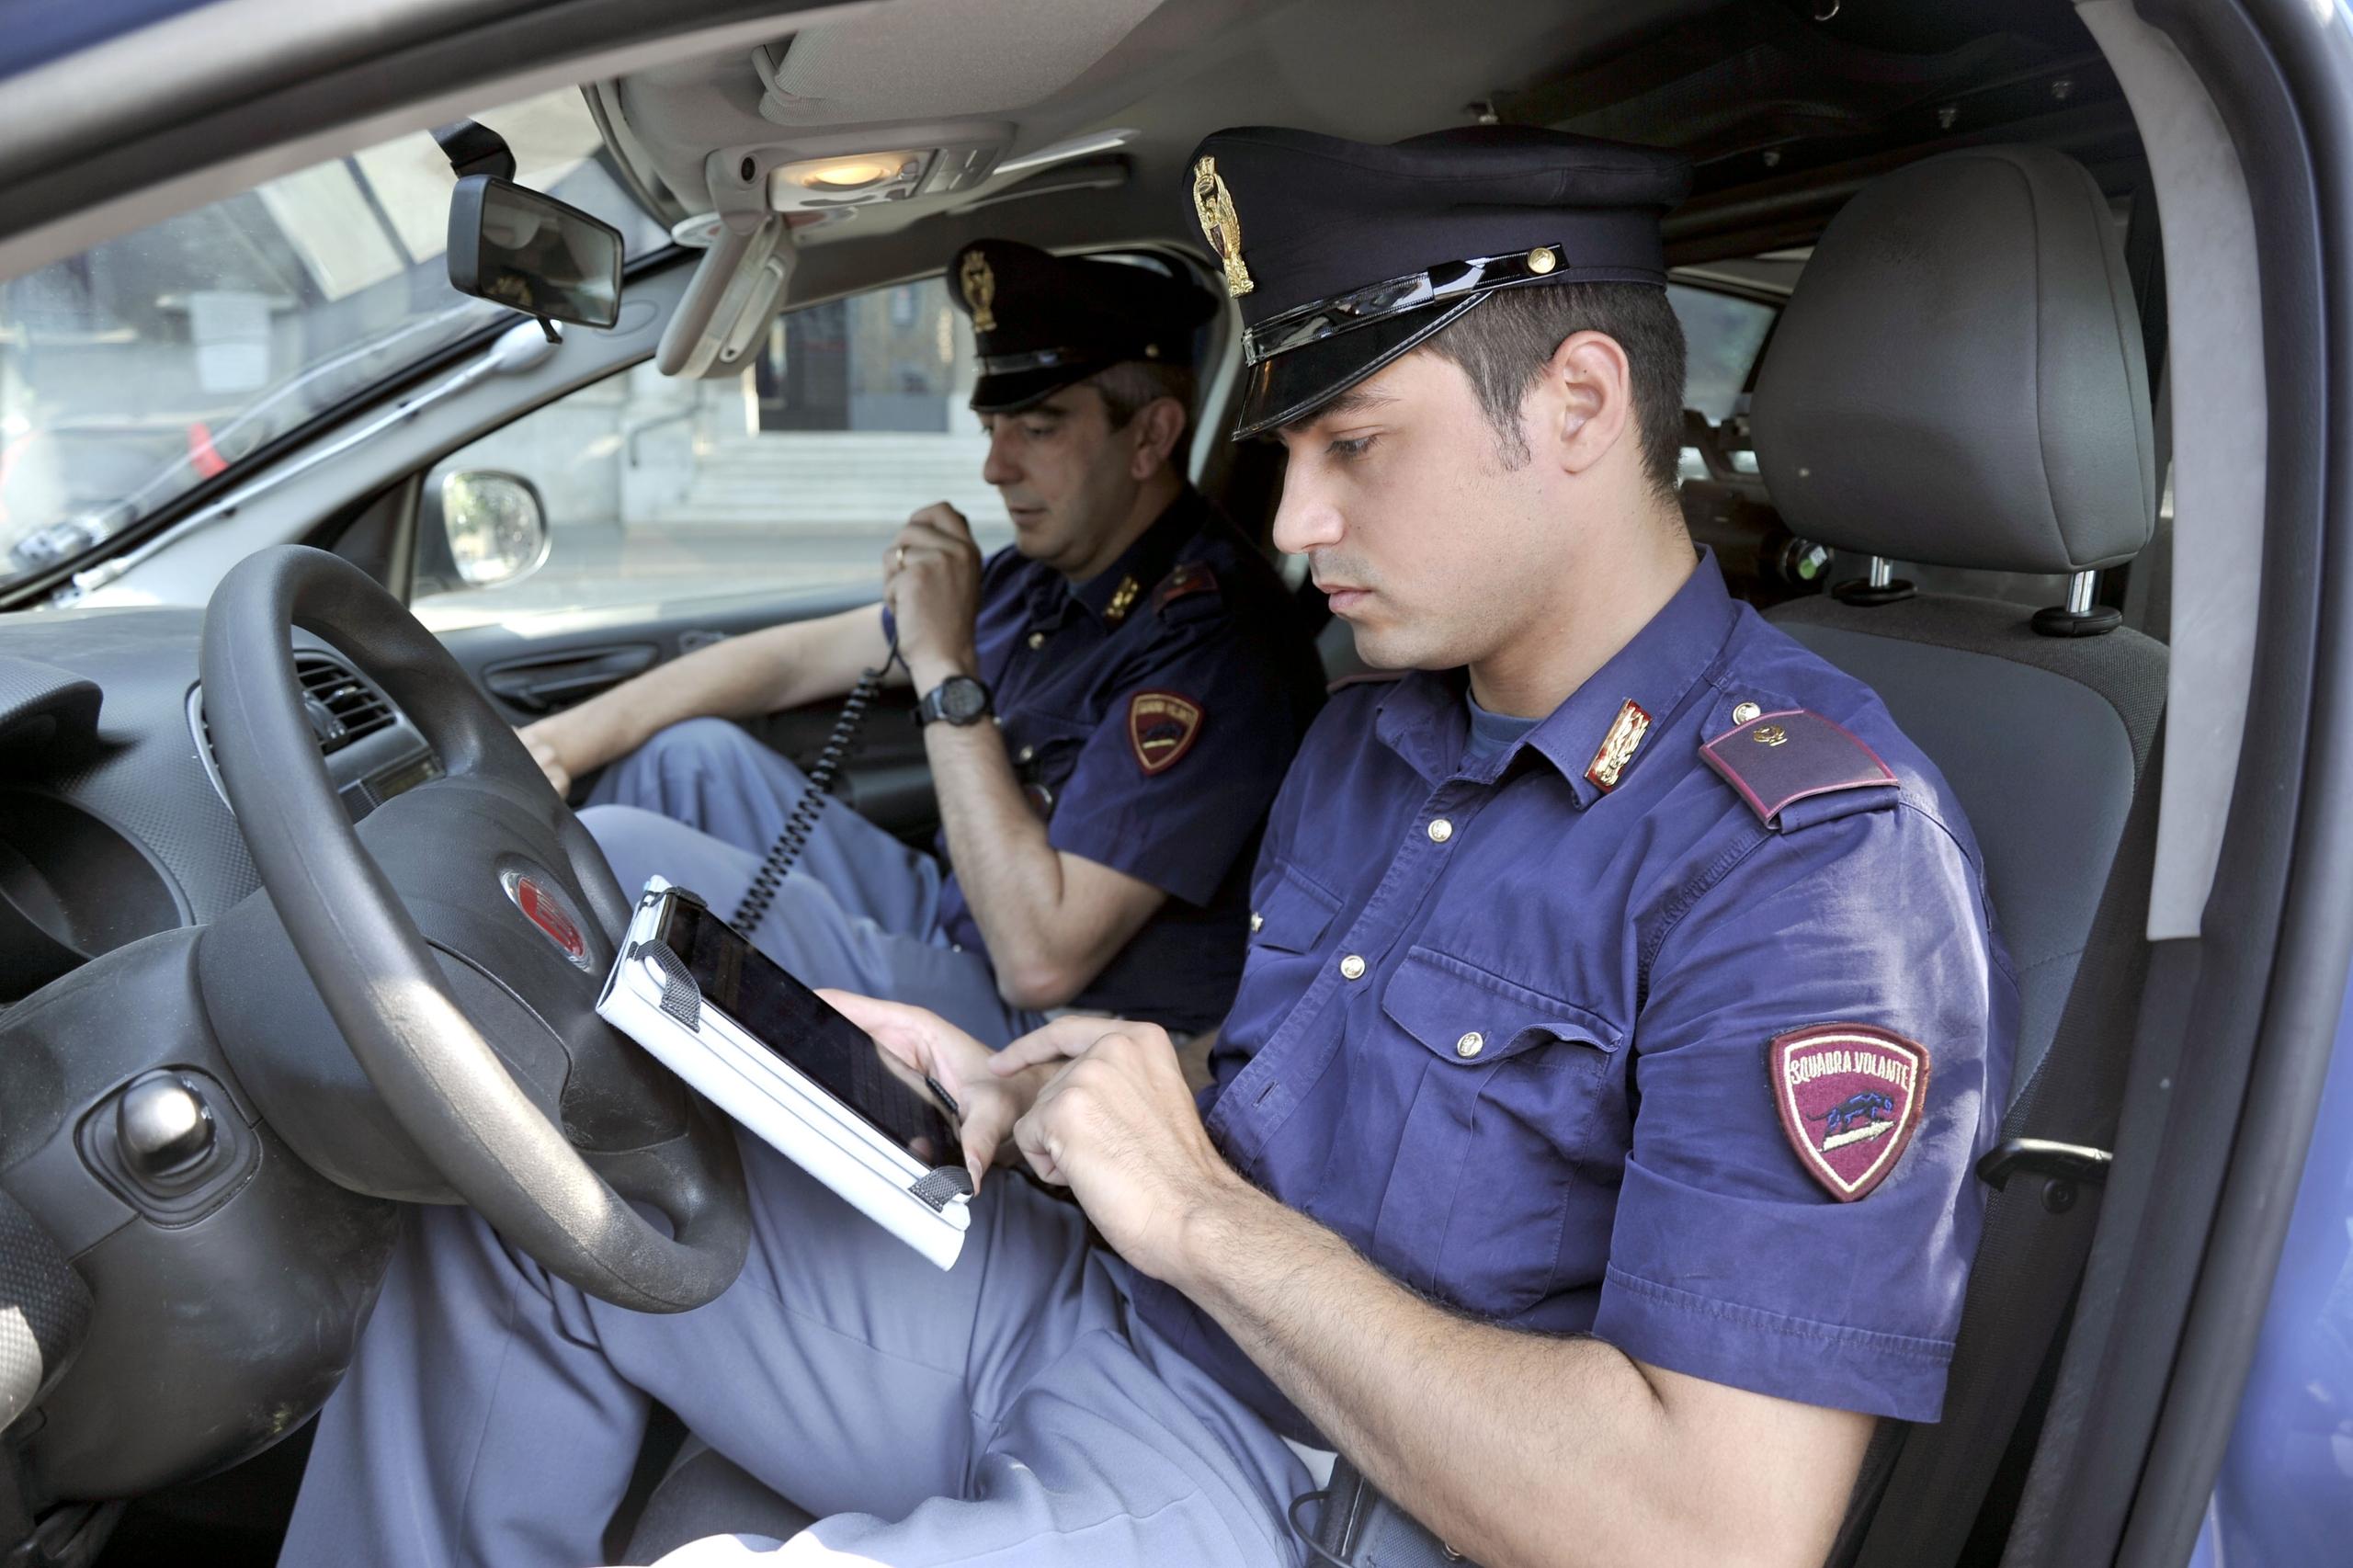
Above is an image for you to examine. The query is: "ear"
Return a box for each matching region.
[1128,397,1188,481]
[1535,330,1635,478]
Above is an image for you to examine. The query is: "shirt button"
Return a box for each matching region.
[1732,700,1762,726]
[1455,1031,1484,1059]
[1249,912,1264,933]
[1017,744,1035,763]
[1339,954,1367,981]
[1427,817,1453,844]
[1028,631,1046,650]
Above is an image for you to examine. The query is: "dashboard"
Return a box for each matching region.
[0,606,436,1006]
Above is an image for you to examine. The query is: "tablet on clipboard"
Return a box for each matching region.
[597,877,974,1269]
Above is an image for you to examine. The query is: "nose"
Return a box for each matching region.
[1270,460,1345,556]
[981,426,1022,488]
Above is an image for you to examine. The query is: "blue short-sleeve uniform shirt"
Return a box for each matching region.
[1130,551,2018,1440]
[924,487,1324,1031]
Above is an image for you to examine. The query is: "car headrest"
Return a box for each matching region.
[1751,146,2156,574]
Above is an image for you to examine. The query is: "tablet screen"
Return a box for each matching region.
[656,894,961,1165]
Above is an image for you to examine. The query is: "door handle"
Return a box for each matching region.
[482,644,659,714]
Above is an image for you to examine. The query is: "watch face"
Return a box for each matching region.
[941,677,989,723]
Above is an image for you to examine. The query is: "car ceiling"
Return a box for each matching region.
[593,0,2135,301]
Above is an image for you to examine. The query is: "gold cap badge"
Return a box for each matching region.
[1584,699,1654,792]
[960,249,997,333]
[1192,156,1254,298]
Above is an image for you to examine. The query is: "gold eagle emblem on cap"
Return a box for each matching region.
[1191,156,1254,298]
[960,249,997,333]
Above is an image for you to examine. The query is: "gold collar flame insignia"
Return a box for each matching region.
[1583,699,1654,792]
[960,250,997,333]
[1191,156,1254,298]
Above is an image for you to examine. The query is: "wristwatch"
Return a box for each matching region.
[915,675,994,727]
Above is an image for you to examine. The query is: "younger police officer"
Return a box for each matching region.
[523,241,1322,1045]
[284,131,2012,1568]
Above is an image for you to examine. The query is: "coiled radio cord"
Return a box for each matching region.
[733,634,903,931]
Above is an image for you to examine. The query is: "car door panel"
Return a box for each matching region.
[435,587,938,843]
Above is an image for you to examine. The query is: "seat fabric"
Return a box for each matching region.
[1768,593,2165,1090]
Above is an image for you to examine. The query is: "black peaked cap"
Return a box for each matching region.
[1186,125,1691,437]
[948,239,1219,415]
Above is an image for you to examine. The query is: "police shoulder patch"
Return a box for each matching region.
[1128,691,1203,776]
[1769,1023,1931,1201]
[1701,708,1896,827]
[1153,562,1220,616]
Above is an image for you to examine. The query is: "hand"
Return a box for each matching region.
[990,1018,1244,1283]
[517,722,575,797]
[884,503,983,687]
[822,992,1053,1188]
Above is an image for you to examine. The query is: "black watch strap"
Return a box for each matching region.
[917,675,994,726]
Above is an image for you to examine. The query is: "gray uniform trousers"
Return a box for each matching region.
[584,716,1040,1047]
[278,718,1310,1566]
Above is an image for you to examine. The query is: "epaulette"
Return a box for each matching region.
[1701,710,1898,829]
[1153,562,1221,617]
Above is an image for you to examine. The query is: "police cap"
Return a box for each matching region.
[949,239,1219,415]
[1184,125,1692,439]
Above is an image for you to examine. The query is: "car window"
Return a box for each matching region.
[0,86,667,590]
[412,277,1012,631]
[1666,282,1778,482]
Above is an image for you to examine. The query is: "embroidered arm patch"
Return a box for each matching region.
[1127,691,1203,775]
[1701,709,1897,826]
[1770,1023,1931,1201]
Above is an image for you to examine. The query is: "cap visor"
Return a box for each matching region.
[970,361,1107,415]
[1228,297,1482,440]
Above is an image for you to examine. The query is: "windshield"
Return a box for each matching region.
[0,87,666,592]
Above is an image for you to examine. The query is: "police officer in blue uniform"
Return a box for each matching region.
[282,129,2013,1568]
[518,240,1322,1045]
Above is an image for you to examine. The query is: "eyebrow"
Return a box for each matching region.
[1279,384,1397,437]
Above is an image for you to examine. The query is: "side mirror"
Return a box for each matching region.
[417,470,549,595]
[446,175,623,329]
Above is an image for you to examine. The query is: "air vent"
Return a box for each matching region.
[188,653,407,814]
[292,653,394,756]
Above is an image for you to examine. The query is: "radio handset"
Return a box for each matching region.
[733,630,903,931]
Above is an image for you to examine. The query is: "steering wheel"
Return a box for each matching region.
[199,545,747,1312]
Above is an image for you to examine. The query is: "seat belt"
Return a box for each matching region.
[1835,769,2162,1568]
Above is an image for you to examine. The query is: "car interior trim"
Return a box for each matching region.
[2077,0,2268,943]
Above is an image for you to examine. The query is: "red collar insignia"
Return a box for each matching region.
[1769,1023,1931,1201]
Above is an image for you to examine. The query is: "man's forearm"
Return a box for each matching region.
[1171,1178,1848,1568]
[538,606,887,776]
[917,707,1086,1005]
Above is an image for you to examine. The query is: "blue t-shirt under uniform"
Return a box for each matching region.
[1128,550,2018,1441]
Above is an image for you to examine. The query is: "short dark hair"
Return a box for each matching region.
[1086,359,1197,441]
[1420,281,1687,498]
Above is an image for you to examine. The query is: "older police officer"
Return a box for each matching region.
[529,240,1321,1045]
[282,130,2011,1568]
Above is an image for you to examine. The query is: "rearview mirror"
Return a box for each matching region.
[447,176,623,329]
[419,470,550,594]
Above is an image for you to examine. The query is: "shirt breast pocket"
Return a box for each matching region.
[1370,946,1623,1316]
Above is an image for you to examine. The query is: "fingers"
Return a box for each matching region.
[521,733,570,794]
[1012,1104,1065,1186]
[989,1017,1169,1075]
[819,990,943,1072]
[990,1015,1125,1074]
[906,501,973,540]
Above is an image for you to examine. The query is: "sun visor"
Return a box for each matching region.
[655,213,793,381]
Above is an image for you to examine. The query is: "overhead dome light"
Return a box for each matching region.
[778,152,922,192]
